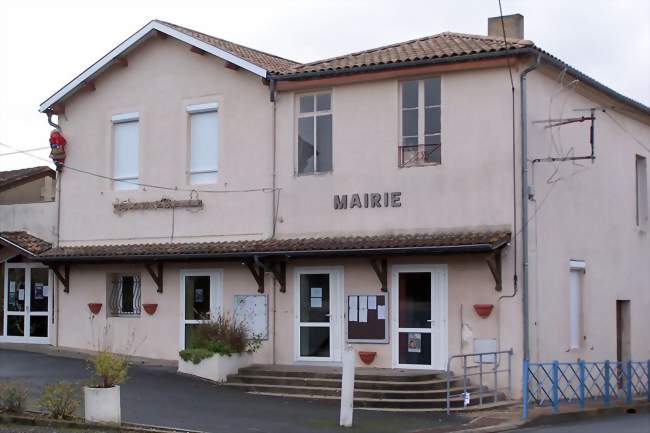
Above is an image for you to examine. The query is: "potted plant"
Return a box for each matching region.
[83,350,128,424]
[178,312,261,382]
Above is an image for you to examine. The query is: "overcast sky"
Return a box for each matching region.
[1,0,648,171]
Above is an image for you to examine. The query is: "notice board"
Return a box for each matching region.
[347,294,388,343]
[234,294,268,340]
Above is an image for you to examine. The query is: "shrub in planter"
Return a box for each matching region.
[90,350,128,388]
[39,383,79,419]
[178,312,261,381]
[84,351,129,424]
[0,382,28,413]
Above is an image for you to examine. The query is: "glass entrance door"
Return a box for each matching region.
[392,265,448,370]
[179,270,222,350]
[295,268,341,362]
[3,264,51,343]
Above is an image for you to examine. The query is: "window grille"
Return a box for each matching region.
[108,274,141,316]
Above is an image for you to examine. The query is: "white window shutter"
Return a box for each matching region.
[190,110,219,184]
[113,120,139,190]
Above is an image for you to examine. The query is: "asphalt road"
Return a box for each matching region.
[0,348,467,433]
[511,412,650,433]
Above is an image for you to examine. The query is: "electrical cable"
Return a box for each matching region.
[0,141,278,194]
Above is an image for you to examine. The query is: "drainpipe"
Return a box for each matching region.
[269,79,278,239]
[520,54,540,362]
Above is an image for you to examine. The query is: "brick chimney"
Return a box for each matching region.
[488,13,524,39]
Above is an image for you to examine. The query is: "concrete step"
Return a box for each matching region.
[236,365,445,382]
[246,390,504,409]
[222,381,483,399]
[226,374,463,390]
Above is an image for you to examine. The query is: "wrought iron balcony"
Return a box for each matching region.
[398,144,441,167]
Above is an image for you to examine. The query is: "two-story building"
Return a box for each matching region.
[4,14,648,401]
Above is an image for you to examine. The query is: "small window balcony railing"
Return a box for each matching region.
[398,144,441,167]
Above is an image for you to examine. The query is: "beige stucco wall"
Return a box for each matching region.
[0,201,57,242]
[57,36,274,245]
[525,68,650,364]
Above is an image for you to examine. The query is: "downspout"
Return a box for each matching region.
[269,79,278,239]
[520,54,540,362]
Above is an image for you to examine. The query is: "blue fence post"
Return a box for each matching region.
[522,359,529,419]
[578,359,586,409]
[551,360,559,414]
[625,361,633,404]
[604,360,610,407]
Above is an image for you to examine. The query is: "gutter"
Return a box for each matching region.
[37,240,509,264]
[270,48,650,118]
[520,54,541,362]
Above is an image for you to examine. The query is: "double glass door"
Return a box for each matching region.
[3,264,51,343]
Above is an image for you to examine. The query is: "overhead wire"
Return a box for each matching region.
[0,141,278,194]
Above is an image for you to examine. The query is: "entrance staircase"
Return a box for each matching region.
[224,365,508,411]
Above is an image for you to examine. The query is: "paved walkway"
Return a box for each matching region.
[510,413,649,433]
[0,348,468,433]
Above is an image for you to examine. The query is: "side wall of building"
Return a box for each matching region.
[525,69,650,363]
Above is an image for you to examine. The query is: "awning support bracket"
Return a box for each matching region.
[369,258,388,292]
[145,262,164,293]
[51,264,70,293]
[246,259,265,293]
[269,260,287,293]
[486,250,502,292]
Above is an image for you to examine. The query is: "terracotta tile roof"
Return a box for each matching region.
[157,20,301,74]
[0,231,52,255]
[0,166,54,192]
[280,32,534,76]
[38,229,510,261]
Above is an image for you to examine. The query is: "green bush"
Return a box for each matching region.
[0,382,28,413]
[184,311,262,357]
[90,351,128,388]
[39,383,79,419]
[179,348,215,364]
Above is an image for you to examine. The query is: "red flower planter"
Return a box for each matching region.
[88,303,102,315]
[143,303,158,315]
[473,304,494,319]
[359,351,377,365]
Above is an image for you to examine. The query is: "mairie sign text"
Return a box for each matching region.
[333,192,402,210]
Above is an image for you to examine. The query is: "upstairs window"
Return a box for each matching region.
[112,113,140,190]
[399,78,441,167]
[187,103,219,185]
[636,155,648,227]
[108,274,141,317]
[297,92,332,174]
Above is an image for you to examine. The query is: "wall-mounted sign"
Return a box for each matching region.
[334,192,402,210]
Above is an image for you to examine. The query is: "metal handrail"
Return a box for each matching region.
[445,349,514,414]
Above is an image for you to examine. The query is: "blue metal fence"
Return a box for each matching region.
[523,359,650,418]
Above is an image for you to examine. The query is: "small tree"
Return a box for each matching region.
[39,383,79,419]
[90,351,128,388]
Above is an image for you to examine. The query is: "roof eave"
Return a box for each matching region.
[271,47,650,118]
[38,21,268,113]
[37,241,508,263]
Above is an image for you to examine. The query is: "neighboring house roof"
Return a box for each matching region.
[0,231,52,256]
[282,32,534,76]
[0,166,55,193]
[38,229,511,262]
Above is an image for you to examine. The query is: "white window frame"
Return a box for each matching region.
[179,269,223,350]
[399,78,442,166]
[111,112,140,190]
[569,260,586,350]
[187,103,219,185]
[295,91,333,175]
